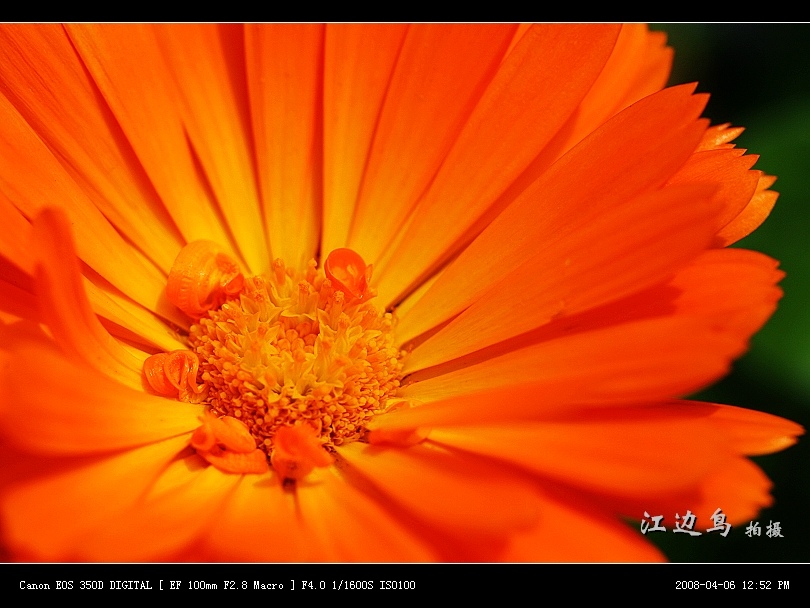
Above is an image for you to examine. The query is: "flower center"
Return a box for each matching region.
[146,244,404,477]
[190,257,403,452]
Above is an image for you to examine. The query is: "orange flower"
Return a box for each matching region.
[0,24,802,562]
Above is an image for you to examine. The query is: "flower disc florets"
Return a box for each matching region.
[188,257,404,456]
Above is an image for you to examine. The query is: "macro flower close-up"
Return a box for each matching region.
[0,23,803,562]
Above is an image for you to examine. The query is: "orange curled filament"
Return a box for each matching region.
[324,248,373,303]
[166,240,244,318]
[143,350,205,401]
[271,424,335,480]
[191,413,269,475]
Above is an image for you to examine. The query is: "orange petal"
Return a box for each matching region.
[554,24,672,149]
[667,147,759,232]
[295,467,435,561]
[321,24,408,255]
[502,491,665,562]
[399,316,742,407]
[696,123,745,151]
[372,37,705,303]
[0,92,178,321]
[0,317,56,378]
[426,414,728,498]
[81,276,188,352]
[370,385,543,431]
[0,198,36,323]
[199,474,310,561]
[0,24,183,273]
[1,255,178,350]
[524,247,782,354]
[662,248,783,337]
[0,194,34,277]
[152,24,268,274]
[403,183,720,371]
[71,458,241,561]
[488,25,671,230]
[629,456,774,527]
[716,173,778,246]
[690,458,775,525]
[1,342,201,454]
[686,125,778,246]
[389,25,668,313]
[389,84,707,333]
[396,250,782,418]
[245,23,323,271]
[347,24,519,263]
[676,401,804,456]
[33,208,144,387]
[370,25,622,302]
[0,434,190,560]
[337,441,537,536]
[0,277,38,322]
[66,24,241,259]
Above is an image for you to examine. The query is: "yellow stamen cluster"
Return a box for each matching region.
[188,258,404,456]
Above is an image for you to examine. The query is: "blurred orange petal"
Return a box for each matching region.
[295,468,434,561]
[0,435,190,560]
[503,491,666,562]
[1,343,200,454]
[337,441,538,536]
[33,208,144,386]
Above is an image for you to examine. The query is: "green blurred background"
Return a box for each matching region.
[648,24,809,563]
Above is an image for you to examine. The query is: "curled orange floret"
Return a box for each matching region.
[191,414,256,453]
[143,350,205,401]
[166,240,244,318]
[324,248,373,303]
[192,413,269,475]
[271,424,335,480]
